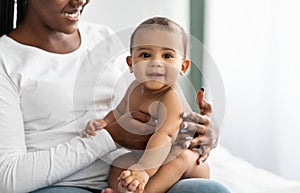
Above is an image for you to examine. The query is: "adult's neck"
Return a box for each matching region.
[8,19,81,54]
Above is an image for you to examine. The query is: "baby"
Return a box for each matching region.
[83,17,209,193]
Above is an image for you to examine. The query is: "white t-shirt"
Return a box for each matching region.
[0,22,132,193]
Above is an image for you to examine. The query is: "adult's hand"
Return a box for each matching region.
[105,111,156,150]
[177,88,219,165]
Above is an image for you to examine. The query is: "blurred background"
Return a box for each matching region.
[82,0,300,182]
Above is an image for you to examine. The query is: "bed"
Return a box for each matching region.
[209,145,300,193]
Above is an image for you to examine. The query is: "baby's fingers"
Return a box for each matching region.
[119,170,131,180]
[82,130,91,138]
[127,179,140,192]
[137,183,145,193]
[95,119,107,128]
[120,176,135,188]
[85,127,96,137]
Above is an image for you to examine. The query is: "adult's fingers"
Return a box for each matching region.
[176,134,211,149]
[196,88,212,115]
[179,121,208,136]
[181,112,211,126]
[197,150,210,165]
[176,121,209,148]
[196,88,204,106]
[189,134,211,149]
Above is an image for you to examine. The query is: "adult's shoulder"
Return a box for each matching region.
[0,35,12,52]
[0,35,17,64]
[78,21,123,52]
[79,21,115,40]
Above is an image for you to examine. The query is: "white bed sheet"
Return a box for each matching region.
[209,145,300,193]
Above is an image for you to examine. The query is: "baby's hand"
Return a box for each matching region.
[82,119,107,138]
[118,165,150,193]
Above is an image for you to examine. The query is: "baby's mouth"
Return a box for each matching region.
[146,73,165,79]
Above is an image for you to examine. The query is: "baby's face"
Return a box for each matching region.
[129,29,188,90]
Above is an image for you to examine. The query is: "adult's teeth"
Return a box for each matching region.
[62,12,79,18]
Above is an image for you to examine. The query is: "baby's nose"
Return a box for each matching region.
[149,60,163,67]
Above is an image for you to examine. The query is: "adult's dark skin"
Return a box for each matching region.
[105,88,218,165]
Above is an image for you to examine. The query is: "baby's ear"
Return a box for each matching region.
[126,56,133,73]
[126,56,132,67]
[181,59,190,74]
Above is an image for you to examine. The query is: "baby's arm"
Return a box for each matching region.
[82,82,137,138]
[119,89,182,192]
[82,113,111,138]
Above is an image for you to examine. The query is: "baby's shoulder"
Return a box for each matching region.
[161,85,192,112]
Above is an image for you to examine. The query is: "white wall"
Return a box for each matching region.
[205,0,300,181]
[81,0,190,33]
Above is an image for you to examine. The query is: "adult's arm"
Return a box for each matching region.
[0,67,116,193]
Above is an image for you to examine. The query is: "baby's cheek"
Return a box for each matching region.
[165,65,180,84]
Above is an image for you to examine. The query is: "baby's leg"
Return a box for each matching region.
[180,149,210,179]
[144,147,210,193]
[107,152,138,192]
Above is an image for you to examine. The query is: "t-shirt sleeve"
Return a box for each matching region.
[0,64,116,193]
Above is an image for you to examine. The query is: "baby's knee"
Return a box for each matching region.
[177,149,198,163]
[178,150,211,179]
[168,147,198,163]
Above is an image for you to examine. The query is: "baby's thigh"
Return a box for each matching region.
[165,146,198,164]
[111,152,139,170]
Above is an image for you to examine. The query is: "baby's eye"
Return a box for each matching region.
[140,53,150,58]
[163,53,173,58]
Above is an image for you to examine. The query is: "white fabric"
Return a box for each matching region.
[209,145,300,193]
[0,22,130,193]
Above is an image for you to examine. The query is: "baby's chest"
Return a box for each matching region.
[128,98,161,118]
